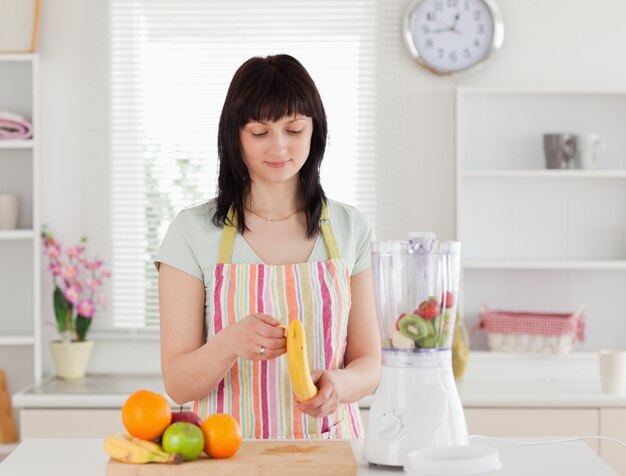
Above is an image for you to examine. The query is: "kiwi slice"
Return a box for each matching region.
[417,334,438,349]
[398,314,433,340]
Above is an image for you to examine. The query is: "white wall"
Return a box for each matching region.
[26,0,626,380]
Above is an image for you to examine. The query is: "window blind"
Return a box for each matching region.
[96,0,401,331]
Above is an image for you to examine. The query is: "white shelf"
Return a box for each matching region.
[0,53,36,62]
[0,230,34,240]
[464,260,626,271]
[463,170,626,179]
[0,336,35,346]
[0,139,34,150]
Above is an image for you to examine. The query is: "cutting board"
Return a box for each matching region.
[106,440,356,475]
[0,369,18,443]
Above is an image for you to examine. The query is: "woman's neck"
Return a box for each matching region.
[245,180,302,216]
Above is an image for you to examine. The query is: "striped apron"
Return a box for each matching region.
[194,203,362,439]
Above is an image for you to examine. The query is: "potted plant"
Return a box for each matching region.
[41,228,110,379]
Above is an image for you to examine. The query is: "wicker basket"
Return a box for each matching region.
[477,304,586,355]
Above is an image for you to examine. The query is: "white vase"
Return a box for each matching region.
[49,340,94,379]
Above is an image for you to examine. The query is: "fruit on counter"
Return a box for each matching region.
[285,319,318,402]
[414,297,438,320]
[398,313,433,340]
[391,329,415,349]
[103,433,182,464]
[171,410,203,428]
[201,413,243,459]
[121,389,172,440]
[441,291,455,309]
[162,422,205,462]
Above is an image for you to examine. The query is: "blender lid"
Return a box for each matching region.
[404,445,501,476]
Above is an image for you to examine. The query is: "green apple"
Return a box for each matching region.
[162,422,205,462]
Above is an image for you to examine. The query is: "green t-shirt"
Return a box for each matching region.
[155,198,375,287]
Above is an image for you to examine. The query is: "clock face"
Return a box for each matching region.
[406,0,501,74]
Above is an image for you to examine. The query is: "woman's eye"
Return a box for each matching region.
[287,130,303,135]
[251,131,268,137]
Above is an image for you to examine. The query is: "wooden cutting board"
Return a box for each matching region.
[106,440,356,475]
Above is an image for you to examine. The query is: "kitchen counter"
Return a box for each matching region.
[0,437,618,475]
[14,352,626,409]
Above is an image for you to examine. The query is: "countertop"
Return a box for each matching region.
[0,437,618,475]
[14,351,626,409]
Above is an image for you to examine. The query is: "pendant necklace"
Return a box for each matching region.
[245,206,302,222]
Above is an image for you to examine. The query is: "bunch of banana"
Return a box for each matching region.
[103,433,182,464]
[283,320,318,402]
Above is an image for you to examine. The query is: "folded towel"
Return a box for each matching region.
[0,111,33,139]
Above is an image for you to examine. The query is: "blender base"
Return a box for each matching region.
[362,350,468,467]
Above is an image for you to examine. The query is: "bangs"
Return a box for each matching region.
[237,71,316,125]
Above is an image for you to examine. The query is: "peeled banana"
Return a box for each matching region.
[284,319,318,402]
[103,433,182,464]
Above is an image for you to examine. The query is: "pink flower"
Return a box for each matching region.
[77,299,95,318]
[87,278,102,290]
[98,293,107,309]
[102,270,111,278]
[88,259,103,270]
[64,286,80,305]
[66,246,84,258]
[46,244,61,258]
[61,264,78,281]
[48,263,62,276]
[72,280,83,292]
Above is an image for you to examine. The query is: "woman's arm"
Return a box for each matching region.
[159,263,286,405]
[159,264,236,404]
[296,267,381,417]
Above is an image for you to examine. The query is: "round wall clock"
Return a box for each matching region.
[403,0,504,76]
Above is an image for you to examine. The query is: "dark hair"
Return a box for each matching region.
[212,54,328,239]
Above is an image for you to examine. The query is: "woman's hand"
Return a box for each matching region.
[224,313,286,361]
[294,370,342,418]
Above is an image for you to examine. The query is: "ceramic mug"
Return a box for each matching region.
[572,133,606,170]
[0,193,19,230]
[543,134,576,169]
[599,350,626,395]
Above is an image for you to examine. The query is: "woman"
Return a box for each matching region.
[156,54,380,439]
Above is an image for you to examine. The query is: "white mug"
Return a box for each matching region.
[573,133,606,170]
[599,350,626,395]
[0,193,19,230]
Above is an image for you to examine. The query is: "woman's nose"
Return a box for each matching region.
[270,133,289,157]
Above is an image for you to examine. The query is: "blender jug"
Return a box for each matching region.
[363,238,468,467]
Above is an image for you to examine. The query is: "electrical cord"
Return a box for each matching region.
[469,434,626,448]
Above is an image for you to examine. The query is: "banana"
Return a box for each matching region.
[103,433,182,464]
[285,319,318,402]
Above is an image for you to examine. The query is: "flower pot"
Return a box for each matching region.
[49,340,94,379]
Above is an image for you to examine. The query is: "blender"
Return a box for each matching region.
[363,236,468,467]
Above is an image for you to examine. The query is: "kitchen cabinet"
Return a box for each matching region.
[456,88,626,351]
[0,53,41,458]
[600,409,626,475]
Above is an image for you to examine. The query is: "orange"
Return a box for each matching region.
[121,389,172,440]
[201,413,242,458]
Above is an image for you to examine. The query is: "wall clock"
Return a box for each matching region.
[403,0,504,76]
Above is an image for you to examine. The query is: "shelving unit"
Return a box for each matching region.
[456,88,626,351]
[0,53,41,449]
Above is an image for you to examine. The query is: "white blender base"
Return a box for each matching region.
[363,351,468,467]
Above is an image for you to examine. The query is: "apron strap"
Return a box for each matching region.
[217,201,341,263]
[218,208,238,264]
[319,201,340,260]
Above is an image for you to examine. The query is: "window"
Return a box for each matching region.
[99,0,400,331]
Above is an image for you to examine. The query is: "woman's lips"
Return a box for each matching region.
[265,160,291,168]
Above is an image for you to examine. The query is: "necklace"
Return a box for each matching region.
[245,206,302,222]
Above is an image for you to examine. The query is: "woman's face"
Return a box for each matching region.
[240,115,313,186]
